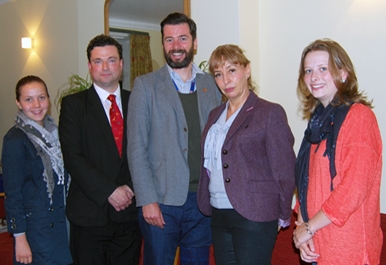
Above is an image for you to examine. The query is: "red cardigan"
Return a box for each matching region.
[307,103,383,265]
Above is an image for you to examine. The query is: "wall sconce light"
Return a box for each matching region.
[21,37,33,49]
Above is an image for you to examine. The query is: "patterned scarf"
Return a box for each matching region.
[15,111,67,205]
[295,101,352,222]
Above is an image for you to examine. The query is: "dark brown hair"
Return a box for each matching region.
[160,12,197,41]
[86,34,123,62]
[16,75,49,101]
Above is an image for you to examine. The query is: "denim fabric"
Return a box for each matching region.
[211,208,277,265]
[139,192,211,265]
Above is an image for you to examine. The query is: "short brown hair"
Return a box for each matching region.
[209,44,255,91]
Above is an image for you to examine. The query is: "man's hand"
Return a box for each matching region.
[108,185,134,211]
[142,202,165,228]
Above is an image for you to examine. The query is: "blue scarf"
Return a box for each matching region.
[295,102,352,222]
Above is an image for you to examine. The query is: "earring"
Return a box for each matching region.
[342,78,346,83]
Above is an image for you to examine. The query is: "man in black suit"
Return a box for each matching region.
[59,34,141,265]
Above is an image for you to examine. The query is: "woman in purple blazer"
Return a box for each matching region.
[197,44,296,265]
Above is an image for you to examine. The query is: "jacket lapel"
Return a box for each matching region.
[196,74,214,131]
[156,65,187,125]
[121,90,129,157]
[87,86,120,158]
[224,91,257,142]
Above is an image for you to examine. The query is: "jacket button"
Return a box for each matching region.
[223,164,228,169]
[49,207,54,212]
[225,178,230,183]
[11,218,16,223]
[222,150,228,154]
[50,223,54,227]
[11,224,16,229]
[184,127,187,132]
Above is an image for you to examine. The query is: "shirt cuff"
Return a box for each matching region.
[278,218,291,228]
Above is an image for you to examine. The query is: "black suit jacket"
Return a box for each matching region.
[59,85,137,226]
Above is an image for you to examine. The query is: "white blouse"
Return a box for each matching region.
[203,102,242,209]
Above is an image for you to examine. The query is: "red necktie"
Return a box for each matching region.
[107,94,123,157]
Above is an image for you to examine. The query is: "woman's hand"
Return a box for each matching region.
[15,234,32,264]
[293,221,314,248]
[293,221,319,262]
[298,238,319,263]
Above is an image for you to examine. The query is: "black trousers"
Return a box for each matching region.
[70,220,142,265]
[211,208,277,265]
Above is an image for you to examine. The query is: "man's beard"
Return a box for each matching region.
[164,48,194,69]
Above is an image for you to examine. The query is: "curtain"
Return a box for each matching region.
[130,34,153,88]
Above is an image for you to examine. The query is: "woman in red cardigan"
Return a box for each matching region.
[293,39,383,265]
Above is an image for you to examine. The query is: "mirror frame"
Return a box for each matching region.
[104,0,191,34]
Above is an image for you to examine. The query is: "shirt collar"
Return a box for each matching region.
[94,83,121,102]
[166,62,203,83]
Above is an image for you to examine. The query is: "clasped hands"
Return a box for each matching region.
[293,221,320,263]
[108,185,134,212]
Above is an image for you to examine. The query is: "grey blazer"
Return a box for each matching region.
[127,65,222,207]
[197,92,296,223]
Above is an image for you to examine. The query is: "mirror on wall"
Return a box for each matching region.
[104,0,190,90]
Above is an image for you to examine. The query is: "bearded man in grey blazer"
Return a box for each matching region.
[127,12,221,265]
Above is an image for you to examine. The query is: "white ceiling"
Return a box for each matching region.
[109,0,184,31]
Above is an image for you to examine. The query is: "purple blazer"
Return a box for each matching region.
[197,91,296,223]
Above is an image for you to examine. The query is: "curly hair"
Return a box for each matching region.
[297,38,372,120]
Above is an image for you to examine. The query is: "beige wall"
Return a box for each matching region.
[257,1,386,214]
[0,0,105,154]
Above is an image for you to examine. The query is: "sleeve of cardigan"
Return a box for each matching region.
[321,104,382,227]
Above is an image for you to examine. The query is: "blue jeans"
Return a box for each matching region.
[139,192,211,265]
[211,208,277,265]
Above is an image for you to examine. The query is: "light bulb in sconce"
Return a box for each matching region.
[21,37,33,49]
